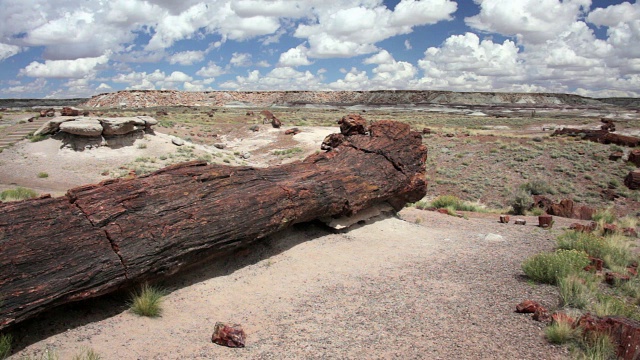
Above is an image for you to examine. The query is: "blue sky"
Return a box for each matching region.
[0,0,638,98]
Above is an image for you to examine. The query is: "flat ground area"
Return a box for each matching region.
[9,210,581,359]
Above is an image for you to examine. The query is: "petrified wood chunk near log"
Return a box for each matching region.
[625,169,640,190]
[0,118,427,330]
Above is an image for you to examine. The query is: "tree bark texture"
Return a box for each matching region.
[0,119,428,329]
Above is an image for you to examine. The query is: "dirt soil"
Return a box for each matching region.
[8,210,581,359]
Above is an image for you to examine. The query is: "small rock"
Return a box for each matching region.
[485,233,504,242]
[514,219,526,225]
[212,322,246,348]
[499,215,510,224]
[242,153,251,159]
[516,300,543,313]
[538,215,553,228]
[214,143,226,149]
[172,138,184,146]
[285,127,301,135]
[605,272,630,285]
[249,125,259,132]
[533,307,551,323]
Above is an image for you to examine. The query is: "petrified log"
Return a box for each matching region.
[552,128,640,147]
[625,170,640,190]
[0,119,427,330]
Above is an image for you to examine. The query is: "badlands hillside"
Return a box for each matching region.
[82,90,615,109]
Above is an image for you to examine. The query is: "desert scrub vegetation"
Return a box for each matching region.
[129,283,165,317]
[37,172,48,178]
[420,195,485,212]
[544,319,577,344]
[522,249,590,285]
[272,147,303,157]
[510,188,531,215]
[0,187,38,201]
[28,134,49,142]
[0,333,11,359]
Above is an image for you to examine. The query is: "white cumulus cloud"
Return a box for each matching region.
[169,50,206,65]
[278,45,312,67]
[20,55,109,78]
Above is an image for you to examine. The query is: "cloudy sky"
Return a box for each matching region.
[0,0,638,98]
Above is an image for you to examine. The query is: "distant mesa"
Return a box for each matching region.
[78,89,637,109]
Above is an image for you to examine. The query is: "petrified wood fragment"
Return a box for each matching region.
[0,118,427,330]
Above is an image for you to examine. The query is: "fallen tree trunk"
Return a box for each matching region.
[0,118,427,329]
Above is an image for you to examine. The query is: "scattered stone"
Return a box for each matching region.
[602,189,620,201]
[553,128,640,147]
[40,108,55,117]
[242,153,251,159]
[436,208,451,215]
[422,128,431,135]
[172,137,185,146]
[28,117,36,122]
[156,110,168,116]
[271,117,282,128]
[544,198,595,220]
[246,111,254,116]
[514,219,527,225]
[629,149,640,167]
[570,222,597,233]
[603,223,619,235]
[538,215,553,228]
[532,195,553,211]
[338,114,368,136]
[61,107,80,116]
[533,307,551,323]
[249,125,259,132]
[499,215,510,224]
[609,152,623,161]
[623,228,638,238]
[601,118,616,132]
[214,143,226,149]
[212,322,246,348]
[321,133,346,151]
[606,272,630,285]
[284,127,300,135]
[625,170,640,190]
[587,257,604,272]
[485,233,504,242]
[515,300,543,314]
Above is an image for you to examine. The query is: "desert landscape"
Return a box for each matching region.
[1,90,640,359]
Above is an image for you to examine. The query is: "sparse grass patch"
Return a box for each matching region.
[0,333,11,359]
[72,347,102,360]
[0,187,38,201]
[129,283,165,317]
[37,172,48,178]
[545,321,577,344]
[272,147,303,157]
[137,143,147,149]
[429,195,484,212]
[522,249,590,285]
[592,208,616,225]
[558,274,592,309]
[28,134,49,142]
[576,332,616,360]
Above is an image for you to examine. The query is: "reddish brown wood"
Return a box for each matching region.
[0,119,427,330]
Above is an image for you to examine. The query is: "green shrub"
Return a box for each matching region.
[0,333,11,359]
[591,294,635,318]
[592,208,616,224]
[429,195,482,212]
[557,231,607,259]
[558,274,591,309]
[545,321,576,344]
[129,283,165,317]
[522,250,590,285]
[37,172,49,178]
[28,134,49,143]
[510,188,531,215]
[520,180,555,195]
[0,187,38,201]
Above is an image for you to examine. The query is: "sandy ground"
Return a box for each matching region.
[0,126,337,196]
[6,210,577,359]
[2,125,582,359]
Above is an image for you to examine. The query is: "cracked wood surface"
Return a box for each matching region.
[0,119,427,330]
